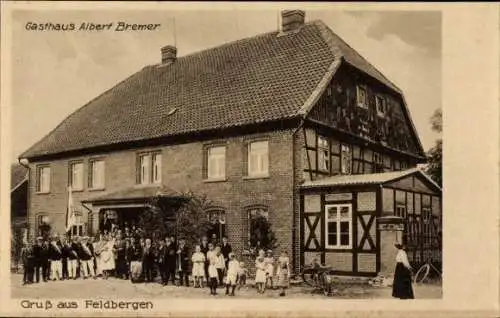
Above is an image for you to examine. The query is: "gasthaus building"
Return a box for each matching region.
[19,10,441,276]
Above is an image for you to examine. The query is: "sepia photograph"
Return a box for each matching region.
[1,2,498,317]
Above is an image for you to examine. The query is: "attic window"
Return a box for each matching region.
[167,108,177,116]
[376,95,386,116]
[356,85,368,109]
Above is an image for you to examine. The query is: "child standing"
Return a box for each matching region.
[276,251,290,297]
[238,262,248,290]
[191,245,206,288]
[225,253,239,296]
[264,250,275,289]
[208,257,219,295]
[255,250,267,294]
[214,246,226,286]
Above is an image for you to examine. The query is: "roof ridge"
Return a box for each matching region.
[312,19,402,94]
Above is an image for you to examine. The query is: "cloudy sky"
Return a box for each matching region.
[10,7,441,162]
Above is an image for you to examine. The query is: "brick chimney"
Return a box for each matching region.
[281,10,305,33]
[161,45,177,64]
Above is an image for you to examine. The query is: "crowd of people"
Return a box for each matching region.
[20,227,291,297]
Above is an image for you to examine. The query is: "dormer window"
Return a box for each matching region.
[356,85,368,109]
[376,95,386,116]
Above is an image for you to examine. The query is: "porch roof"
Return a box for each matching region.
[82,185,187,206]
[300,168,441,190]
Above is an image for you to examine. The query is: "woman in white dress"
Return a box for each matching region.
[93,234,106,277]
[100,234,116,279]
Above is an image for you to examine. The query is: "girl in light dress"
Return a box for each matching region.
[191,245,206,288]
[264,250,275,289]
[254,249,267,294]
[276,251,290,297]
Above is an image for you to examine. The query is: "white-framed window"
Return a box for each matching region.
[356,85,368,108]
[69,162,84,191]
[138,154,151,184]
[375,95,386,115]
[340,145,352,174]
[318,136,329,172]
[325,204,352,249]
[152,153,162,183]
[89,159,105,190]
[207,146,226,180]
[248,141,269,177]
[36,166,51,193]
[137,151,162,185]
[396,204,406,218]
[373,152,384,173]
[70,213,85,237]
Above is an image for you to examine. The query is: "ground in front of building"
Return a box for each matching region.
[11,274,441,299]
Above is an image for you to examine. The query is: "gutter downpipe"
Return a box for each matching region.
[291,117,305,274]
[18,157,31,240]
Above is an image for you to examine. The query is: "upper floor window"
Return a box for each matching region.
[69,162,84,191]
[137,151,161,185]
[248,141,269,177]
[207,146,226,180]
[325,204,352,249]
[373,152,384,173]
[152,153,162,184]
[89,159,105,190]
[340,145,352,174]
[36,166,51,193]
[375,95,386,115]
[318,136,329,172]
[356,85,368,109]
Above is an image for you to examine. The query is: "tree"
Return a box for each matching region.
[248,216,278,256]
[425,108,442,187]
[139,189,213,247]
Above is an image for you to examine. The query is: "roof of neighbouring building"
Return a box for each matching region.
[11,163,28,192]
[300,168,441,191]
[20,19,423,160]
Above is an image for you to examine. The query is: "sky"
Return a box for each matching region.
[10,8,441,163]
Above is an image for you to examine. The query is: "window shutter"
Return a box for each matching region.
[242,142,248,176]
[135,155,141,184]
[202,147,208,179]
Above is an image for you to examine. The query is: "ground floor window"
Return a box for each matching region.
[207,210,226,242]
[325,204,352,249]
[70,213,86,237]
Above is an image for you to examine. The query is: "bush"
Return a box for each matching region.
[248,216,278,256]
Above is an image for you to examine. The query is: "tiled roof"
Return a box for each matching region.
[11,163,28,191]
[82,185,184,204]
[300,168,440,190]
[21,20,416,159]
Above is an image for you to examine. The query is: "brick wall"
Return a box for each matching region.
[27,129,296,261]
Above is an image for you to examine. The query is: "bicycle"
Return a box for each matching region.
[298,264,337,296]
[413,260,441,284]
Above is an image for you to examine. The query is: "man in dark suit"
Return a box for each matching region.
[176,238,189,287]
[164,237,176,285]
[32,237,44,283]
[157,239,167,285]
[77,236,95,279]
[142,238,155,283]
[221,236,232,270]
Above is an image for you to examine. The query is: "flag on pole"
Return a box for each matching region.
[66,185,76,233]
